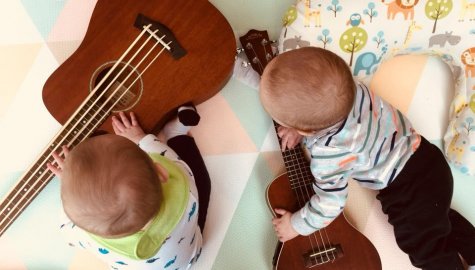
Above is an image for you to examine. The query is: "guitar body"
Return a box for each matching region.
[0,0,235,237]
[43,0,235,133]
[267,173,382,270]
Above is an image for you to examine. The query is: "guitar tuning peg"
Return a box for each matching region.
[252,57,261,64]
[241,61,251,68]
[271,43,278,56]
[235,47,245,60]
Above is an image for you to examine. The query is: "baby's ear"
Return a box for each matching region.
[296,129,318,136]
[154,162,169,183]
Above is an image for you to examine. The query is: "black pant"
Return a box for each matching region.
[167,135,211,232]
[377,137,475,270]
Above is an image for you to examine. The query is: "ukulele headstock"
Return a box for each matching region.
[238,29,277,75]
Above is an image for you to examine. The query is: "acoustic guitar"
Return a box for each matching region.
[0,0,235,237]
[237,30,382,269]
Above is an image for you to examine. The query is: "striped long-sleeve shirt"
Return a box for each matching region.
[290,82,421,235]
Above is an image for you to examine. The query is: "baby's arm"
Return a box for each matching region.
[137,134,179,161]
[290,147,355,236]
[112,111,179,160]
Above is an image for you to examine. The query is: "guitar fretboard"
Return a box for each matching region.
[0,92,113,236]
[273,122,315,205]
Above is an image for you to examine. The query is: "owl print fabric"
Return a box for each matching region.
[279,0,475,175]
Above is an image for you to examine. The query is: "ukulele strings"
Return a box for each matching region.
[274,120,326,263]
[284,147,324,261]
[298,160,337,263]
[285,145,337,264]
[0,24,170,234]
[288,147,337,264]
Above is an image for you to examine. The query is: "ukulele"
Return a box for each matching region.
[0,0,235,237]
[237,30,382,269]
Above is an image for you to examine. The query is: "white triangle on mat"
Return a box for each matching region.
[259,124,280,152]
[194,152,259,270]
[0,45,60,174]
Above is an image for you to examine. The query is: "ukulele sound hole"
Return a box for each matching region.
[90,61,143,112]
[303,244,343,268]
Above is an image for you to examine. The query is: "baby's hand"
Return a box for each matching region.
[46,145,70,178]
[272,208,299,242]
[277,126,303,151]
[112,112,146,144]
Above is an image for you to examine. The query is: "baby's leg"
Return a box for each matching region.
[162,104,200,140]
[162,104,211,232]
[447,209,475,266]
[377,137,465,269]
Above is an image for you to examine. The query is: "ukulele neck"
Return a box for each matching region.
[238,29,275,76]
[272,122,314,203]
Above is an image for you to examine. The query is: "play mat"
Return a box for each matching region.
[0,0,473,269]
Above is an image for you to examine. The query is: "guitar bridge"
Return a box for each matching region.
[303,244,343,268]
[134,13,186,60]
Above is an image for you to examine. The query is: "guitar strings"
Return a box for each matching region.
[0,23,150,232]
[293,148,336,264]
[284,147,324,263]
[274,120,321,259]
[1,27,169,234]
[303,158,337,263]
[285,145,337,264]
[0,26,150,232]
[285,150,320,262]
[301,162,337,263]
[0,24,170,235]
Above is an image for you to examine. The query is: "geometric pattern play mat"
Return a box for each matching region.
[0,1,473,269]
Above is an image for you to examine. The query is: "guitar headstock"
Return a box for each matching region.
[238,29,276,75]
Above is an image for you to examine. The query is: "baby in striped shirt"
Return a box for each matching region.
[259,47,475,269]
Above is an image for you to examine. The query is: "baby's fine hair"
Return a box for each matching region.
[260,47,355,132]
[61,134,161,237]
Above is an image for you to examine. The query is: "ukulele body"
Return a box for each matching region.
[267,173,382,270]
[42,0,235,134]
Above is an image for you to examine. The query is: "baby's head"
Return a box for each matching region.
[260,47,355,133]
[61,134,161,238]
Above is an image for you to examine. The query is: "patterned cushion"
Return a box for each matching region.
[278,0,475,175]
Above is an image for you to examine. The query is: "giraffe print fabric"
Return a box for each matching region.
[279,0,475,175]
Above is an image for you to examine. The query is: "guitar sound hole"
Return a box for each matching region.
[90,61,143,112]
[303,244,343,268]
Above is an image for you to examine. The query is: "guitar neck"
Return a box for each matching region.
[239,29,275,76]
[0,90,115,236]
[238,29,314,205]
[272,122,315,204]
